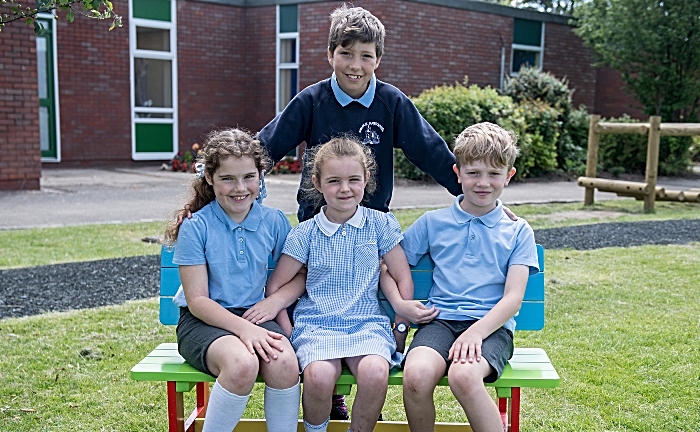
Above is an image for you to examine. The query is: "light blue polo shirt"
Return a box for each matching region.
[330,73,376,107]
[172,199,291,309]
[401,197,539,332]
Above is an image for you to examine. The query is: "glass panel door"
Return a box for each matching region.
[37,18,58,160]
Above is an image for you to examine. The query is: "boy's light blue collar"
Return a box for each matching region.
[314,205,367,236]
[331,73,376,108]
[451,197,504,228]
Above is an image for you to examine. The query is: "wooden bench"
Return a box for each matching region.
[131,244,559,432]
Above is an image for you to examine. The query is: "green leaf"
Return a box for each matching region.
[66,8,74,22]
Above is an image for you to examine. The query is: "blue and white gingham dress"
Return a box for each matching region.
[283,206,403,371]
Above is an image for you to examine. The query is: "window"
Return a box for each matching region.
[277,4,299,158]
[277,4,299,114]
[130,0,177,159]
[511,18,544,75]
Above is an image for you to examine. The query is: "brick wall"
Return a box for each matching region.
[54,1,132,166]
[243,5,277,131]
[177,1,247,152]
[542,22,596,110]
[594,66,645,119]
[0,24,41,190]
[298,0,512,98]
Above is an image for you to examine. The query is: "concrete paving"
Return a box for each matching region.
[0,165,698,230]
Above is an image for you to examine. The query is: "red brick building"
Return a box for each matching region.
[0,0,643,190]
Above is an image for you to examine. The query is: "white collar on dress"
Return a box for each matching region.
[314,206,367,237]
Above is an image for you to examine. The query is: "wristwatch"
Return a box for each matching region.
[392,322,408,333]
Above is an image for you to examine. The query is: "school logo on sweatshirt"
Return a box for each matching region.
[359,121,384,146]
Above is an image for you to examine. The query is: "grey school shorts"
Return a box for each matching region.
[176,306,287,376]
[404,319,514,383]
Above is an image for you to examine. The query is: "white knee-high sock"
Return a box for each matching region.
[303,417,329,432]
[202,380,250,432]
[264,379,300,432]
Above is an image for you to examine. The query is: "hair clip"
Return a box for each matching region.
[194,162,205,179]
[256,170,267,204]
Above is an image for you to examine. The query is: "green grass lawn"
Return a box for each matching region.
[1,201,699,431]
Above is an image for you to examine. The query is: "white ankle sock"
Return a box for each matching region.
[202,380,250,432]
[303,417,329,432]
[264,380,300,432]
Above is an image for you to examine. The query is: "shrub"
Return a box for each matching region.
[691,137,700,163]
[502,66,589,175]
[559,105,590,176]
[598,115,693,175]
[514,100,560,178]
[502,66,573,117]
[396,80,524,181]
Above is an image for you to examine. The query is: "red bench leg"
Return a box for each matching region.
[167,381,185,432]
[509,387,521,432]
[167,381,209,432]
[184,382,209,431]
[497,387,521,432]
[499,396,508,431]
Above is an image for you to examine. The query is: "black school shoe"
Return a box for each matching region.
[330,395,349,420]
[329,395,384,421]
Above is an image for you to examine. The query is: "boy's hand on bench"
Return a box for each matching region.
[237,324,286,362]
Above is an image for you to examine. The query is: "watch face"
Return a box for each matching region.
[396,323,408,333]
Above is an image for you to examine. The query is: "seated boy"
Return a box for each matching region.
[395,122,539,432]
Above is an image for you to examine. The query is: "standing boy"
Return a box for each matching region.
[257,4,462,419]
[258,3,463,224]
[399,122,539,432]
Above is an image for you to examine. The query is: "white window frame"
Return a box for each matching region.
[129,2,178,161]
[276,5,299,116]
[38,12,61,163]
[510,22,545,76]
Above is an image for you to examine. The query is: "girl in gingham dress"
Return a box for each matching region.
[244,137,438,432]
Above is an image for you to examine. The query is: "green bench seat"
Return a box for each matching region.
[131,244,559,432]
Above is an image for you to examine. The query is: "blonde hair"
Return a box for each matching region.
[302,136,377,207]
[164,128,271,244]
[453,122,519,170]
[328,4,385,57]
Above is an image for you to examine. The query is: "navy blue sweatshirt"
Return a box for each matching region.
[258,78,462,222]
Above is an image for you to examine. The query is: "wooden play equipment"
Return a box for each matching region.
[579,115,700,211]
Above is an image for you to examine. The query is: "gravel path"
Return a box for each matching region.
[2,219,699,320]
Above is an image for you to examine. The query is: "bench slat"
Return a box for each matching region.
[131,345,559,390]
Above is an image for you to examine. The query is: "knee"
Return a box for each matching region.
[447,364,484,397]
[303,365,336,392]
[357,358,389,388]
[218,352,259,388]
[403,362,436,395]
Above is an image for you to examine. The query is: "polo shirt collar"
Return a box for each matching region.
[314,205,367,236]
[451,195,503,228]
[211,199,262,231]
[330,73,376,107]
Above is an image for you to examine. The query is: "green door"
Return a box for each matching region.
[37,18,58,159]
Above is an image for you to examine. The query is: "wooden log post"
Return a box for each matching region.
[584,115,601,206]
[679,191,699,202]
[644,116,662,212]
[577,177,651,195]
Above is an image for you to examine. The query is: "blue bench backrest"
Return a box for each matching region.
[159,244,545,330]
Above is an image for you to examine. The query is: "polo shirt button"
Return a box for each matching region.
[471,235,475,239]
[239,238,243,242]
[238,227,242,232]
[239,250,244,255]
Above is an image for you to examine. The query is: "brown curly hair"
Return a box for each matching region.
[163,128,271,244]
